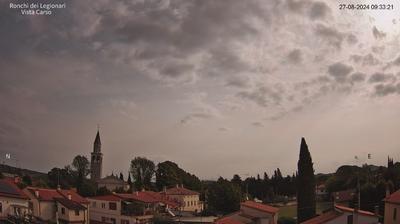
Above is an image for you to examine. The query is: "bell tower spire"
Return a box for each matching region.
[90,127,103,181]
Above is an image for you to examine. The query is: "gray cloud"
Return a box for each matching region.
[374,83,400,96]
[350,54,380,66]
[287,49,303,64]
[308,1,331,20]
[368,72,396,83]
[327,62,353,83]
[251,122,264,127]
[349,72,366,83]
[237,84,284,107]
[372,26,386,39]
[314,24,346,49]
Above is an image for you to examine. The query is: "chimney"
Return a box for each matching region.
[181,184,184,188]
[67,194,72,200]
[35,190,39,198]
[163,186,167,193]
[176,184,179,188]
[135,191,139,196]
[57,185,61,190]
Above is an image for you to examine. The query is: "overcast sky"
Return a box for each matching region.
[1,0,400,180]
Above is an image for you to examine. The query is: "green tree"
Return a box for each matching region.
[72,155,90,194]
[119,172,124,181]
[155,161,202,191]
[207,177,242,215]
[297,137,316,223]
[130,157,155,190]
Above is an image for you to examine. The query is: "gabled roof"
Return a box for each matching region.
[25,187,89,204]
[165,186,200,195]
[215,216,243,224]
[88,191,179,208]
[55,197,87,210]
[241,201,279,214]
[0,179,28,200]
[334,204,376,216]
[384,189,400,204]
[301,210,342,224]
[301,205,378,224]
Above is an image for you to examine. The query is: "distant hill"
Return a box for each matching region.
[0,164,47,179]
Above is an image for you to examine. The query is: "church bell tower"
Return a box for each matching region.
[90,130,103,181]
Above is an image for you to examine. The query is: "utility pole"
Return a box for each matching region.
[353,154,371,224]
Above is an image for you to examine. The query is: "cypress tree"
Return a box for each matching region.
[297,137,316,223]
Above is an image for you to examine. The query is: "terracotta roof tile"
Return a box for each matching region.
[301,210,342,224]
[334,204,376,216]
[241,201,279,214]
[165,187,200,195]
[0,179,28,199]
[384,190,400,204]
[26,187,88,204]
[215,216,243,224]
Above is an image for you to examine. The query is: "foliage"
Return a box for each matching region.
[297,137,316,223]
[130,157,156,190]
[97,186,112,195]
[206,177,242,215]
[72,155,90,194]
[47,167,75,189]
[155,161,202,191]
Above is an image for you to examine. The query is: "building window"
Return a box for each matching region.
[61,207,65,215]
[75,210,80,216]
[92,201,96,208]
[121,220,129,224]
[0,202,2,213]
[394,208,397,220]
[111,218,116,224]
[101,203,106,209]
[109,202,117,210]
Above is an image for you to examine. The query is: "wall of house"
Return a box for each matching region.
[167,194,203,212]
[384,202,400,224]
[324,212,378,224]
[88,198,153,224]
[56,202,88,223]
[89,198,121,223]
[0,196,29,218]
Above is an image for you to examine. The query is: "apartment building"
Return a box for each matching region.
[88,191,178,224]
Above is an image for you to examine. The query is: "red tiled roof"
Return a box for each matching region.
[301,210,342,224]
[0,179,28,199]
[89,191,179,208]
[88,194,122,202]
[215,216,243,224]
[334,204,376,216]
[58,189,89,204]
[384,190,400,204]
[26,187,88,204]
[117,192,160,203]
[27,187,61,201]
[165,186,200,195]
[241,201,279,214]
